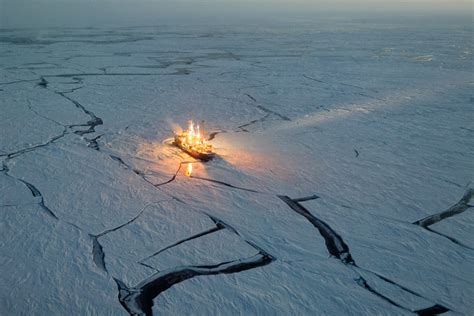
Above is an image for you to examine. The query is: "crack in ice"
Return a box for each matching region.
[413,187,474,249]
[278,195,451,314]
[116,249,273,316]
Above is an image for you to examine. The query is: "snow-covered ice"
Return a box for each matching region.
[1,17,473,315]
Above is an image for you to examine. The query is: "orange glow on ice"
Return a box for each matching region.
[185,163,193,177]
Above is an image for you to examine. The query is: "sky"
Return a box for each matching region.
[1,0,472,28]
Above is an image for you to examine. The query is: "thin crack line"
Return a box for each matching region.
[190,175,260,193]
[0,126,68,159]
[26,99,65,127]
[94,200,171,238]
[138,226,223,264]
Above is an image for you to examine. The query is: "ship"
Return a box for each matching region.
[173,120,216,162]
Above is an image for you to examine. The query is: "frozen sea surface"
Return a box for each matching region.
[1,17,473,315]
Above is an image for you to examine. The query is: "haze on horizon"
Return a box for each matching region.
[1,0,472,28]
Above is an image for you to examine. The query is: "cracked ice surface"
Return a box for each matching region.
[1,18,473,315]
